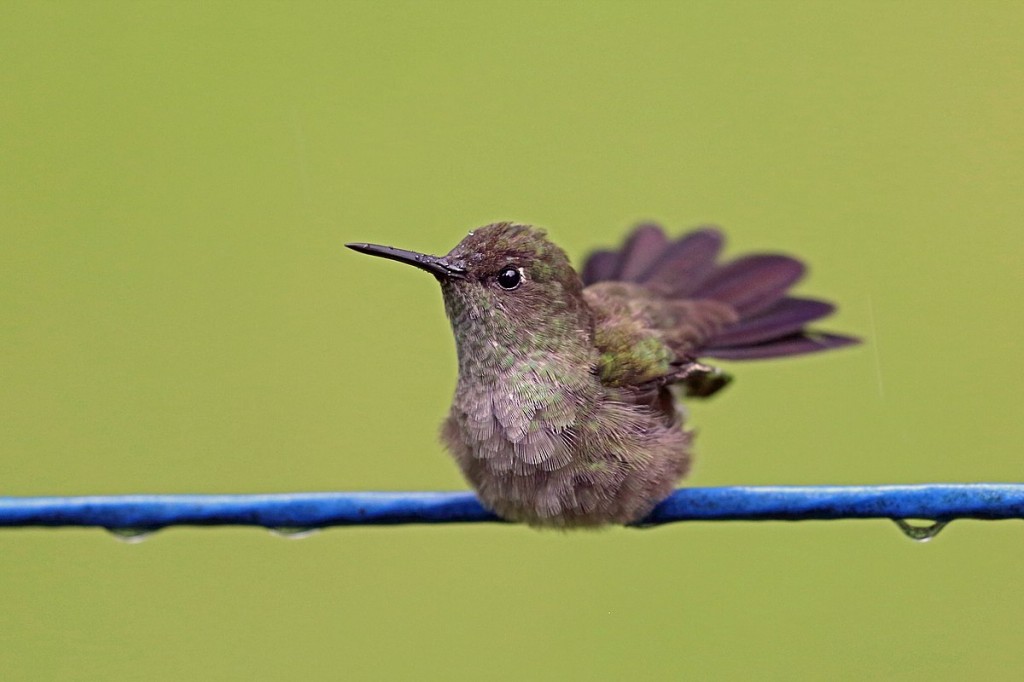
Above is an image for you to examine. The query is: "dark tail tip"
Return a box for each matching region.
[703,331,860,361]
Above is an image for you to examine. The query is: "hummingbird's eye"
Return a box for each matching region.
[496,267,522,290]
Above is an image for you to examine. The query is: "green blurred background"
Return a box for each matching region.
[2,1,1022,679]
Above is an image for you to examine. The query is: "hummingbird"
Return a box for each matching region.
[347,222,859,528]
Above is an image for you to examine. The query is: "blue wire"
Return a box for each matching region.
[1,485,1022,530]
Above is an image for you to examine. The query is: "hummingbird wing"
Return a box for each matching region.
[584,282,736,422]
[584,282,737,389]
[581,223,860,362]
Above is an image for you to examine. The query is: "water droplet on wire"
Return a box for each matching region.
[892,519,949,542]
[268,527,321,539]
[106,528,158,544]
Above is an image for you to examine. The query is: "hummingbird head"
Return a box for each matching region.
[347,223,595,369]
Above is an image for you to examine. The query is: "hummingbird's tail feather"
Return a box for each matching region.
[639,228,725,295]
[612,223,669,280]
[581,223,668,283]
[580,249,620,284]
[688,254,805,315]
[582,224,860,361]
[705,297,835,348]
[692,259,860,359]
[702,331,860,360]
[581,223,725,293]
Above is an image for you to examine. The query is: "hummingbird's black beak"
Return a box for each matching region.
[345,242,466,279]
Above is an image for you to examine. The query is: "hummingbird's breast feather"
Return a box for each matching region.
[440,356,693,527]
